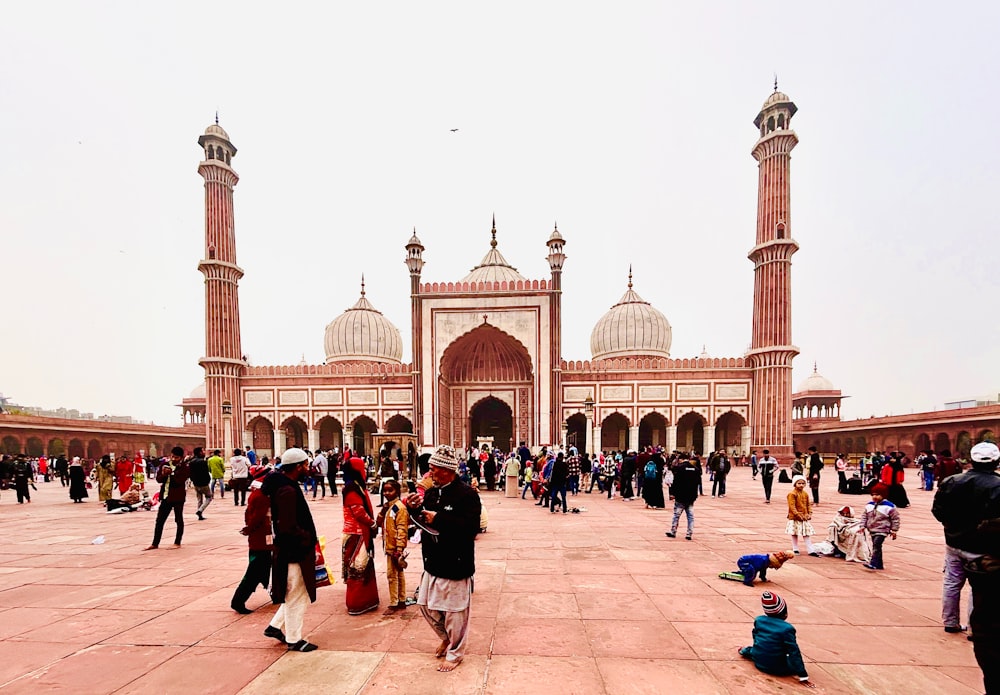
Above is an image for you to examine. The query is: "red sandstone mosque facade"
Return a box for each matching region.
[188,89,803,460]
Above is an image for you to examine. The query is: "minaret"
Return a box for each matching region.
[747,83,799,461]
[547,224,566,447]
[196,120,245,453]
[405,229,426,446]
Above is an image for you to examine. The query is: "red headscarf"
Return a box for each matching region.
[343,457,373,521]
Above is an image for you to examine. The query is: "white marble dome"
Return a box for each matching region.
[797,365,836,392]
[323,282,403,364]
[188,382,206,400]
[590,273,672,361]
[203,123,230,140]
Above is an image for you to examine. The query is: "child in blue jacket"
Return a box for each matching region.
[739,591,813,687]
[721,551,794,586]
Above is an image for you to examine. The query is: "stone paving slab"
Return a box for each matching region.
[0,468,983,693]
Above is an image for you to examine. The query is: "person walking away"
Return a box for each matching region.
[189,447,212,520]
[404,446,481,672]
[549,452,569,513]
[504,454,520,498]
[567,452,581,496]
[230,449,250,506]
[759,450,778,503]
[520,463,535,499]
[667,455,700,539]
[857,483,900,571]
[312,449,328,499]
[231,468,272,614]
[920,450,938,491]
[933,442,1000,693]
[144,447,190,550]
[620,451,637,501]
[750,450,759,480]
[934,449,961,488]
[327,452,340,497]
[342,456,380,615]
[786,476,818,556]
[378,479,409,614]
[807,447,823,504]
[207,449,226,499]
[261,448,319,651]
[68,457,89,503]
[56,454,69,486]
[12,456,33,503]
[712,451,731,498]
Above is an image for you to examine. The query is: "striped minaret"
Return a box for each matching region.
[196,120,245,453]
[748,84,800,462]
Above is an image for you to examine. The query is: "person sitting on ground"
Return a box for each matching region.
[721,551,795,586]
[106,484,143,512]
[825,505,871,563]
[739,591,814,688]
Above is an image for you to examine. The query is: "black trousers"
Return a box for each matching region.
[969,571,1000,694]
[761,475,774,501]
[327,472,338,496]
[151,500,184,546]
[232,550,272,607]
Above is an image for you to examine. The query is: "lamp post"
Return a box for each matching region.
[584,396,595,456]
[221,401,233,454]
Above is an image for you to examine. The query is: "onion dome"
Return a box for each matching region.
[797,363,836,392]
[188,382,206,400]
[204,123,230,140]
[590,268,672,360]
[323,277,403,364]
[461,217,526,284]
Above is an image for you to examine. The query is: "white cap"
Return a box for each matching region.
[280,447,309,466]
[971,442,1000,463]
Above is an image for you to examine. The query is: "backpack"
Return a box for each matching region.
[644,461,657,480]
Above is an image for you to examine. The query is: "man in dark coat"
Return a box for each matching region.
[548,452,569,513]
[807,446,824,504]
[620,450,637,501]
[262,448,319,652]
[144,447,190,549]
[667,455,700,540]
[405,445,481,671]
[188,447,212,520]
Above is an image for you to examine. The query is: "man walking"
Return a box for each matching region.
[711,450,731,498]
[759,449,778,503]
[932,441,1000,694]
[207,449,226,499]
[144,447,190,550]
[189,447,212,520]
[807,446,823,504]
[262,448,319,652]
[666,455,699,540]
[405,446,481,672]
[548,452,569,513]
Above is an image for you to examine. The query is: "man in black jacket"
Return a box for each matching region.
[188,447,212,520]
[405,445,481,671]
[933,441,1000,694]
[807,446,824,504]
[667,455,700,540]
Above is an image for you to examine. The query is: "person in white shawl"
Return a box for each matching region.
[826,505,871,563]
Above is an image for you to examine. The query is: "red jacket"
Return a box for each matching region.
[242,487,272,551]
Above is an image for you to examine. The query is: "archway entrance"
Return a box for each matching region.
[601,413,630,452]
[317,416,343,450]
[715,411,747,454]
[566,413,587,453]
[353,415,378,455]
[249,417,275,458]
[639,412,669,449]
[469,397,513,452]
[676,412,705,455]
[438,324,533,450]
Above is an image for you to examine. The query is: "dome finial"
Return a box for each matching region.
[813,360,818,374]
[360,274,366,297]
[773,73,778,93]
[490,214,497,248]
[215,109,219,125]
[627,264,633,290]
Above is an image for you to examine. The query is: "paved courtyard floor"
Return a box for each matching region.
[0,467,982,694]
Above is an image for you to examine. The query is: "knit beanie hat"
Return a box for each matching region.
[761,591,787,617]
[871,483,889,497]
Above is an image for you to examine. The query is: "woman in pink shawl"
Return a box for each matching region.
[342,456,379,615]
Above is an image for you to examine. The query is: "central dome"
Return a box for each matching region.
[461,220,526,284]
[590,271,672,360]
[323,279,403,364]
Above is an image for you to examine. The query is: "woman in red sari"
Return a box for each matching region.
[115,455,134,496]
[342,456,379,615]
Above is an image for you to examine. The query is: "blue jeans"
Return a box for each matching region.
[549,484,567,512]
[521,481,535,499]
[671,501,694,537]
[210,478,225,497]
[869,533,887,569]
[943,545,972,628]
[924,471,935,491]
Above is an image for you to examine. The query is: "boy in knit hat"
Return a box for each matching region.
[858,482,900,570]
[739,591,813,687]
[720,551,795,586]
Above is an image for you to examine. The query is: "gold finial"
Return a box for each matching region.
[490,214,497,248]
[360,274,366,297]
[627,264,633,290]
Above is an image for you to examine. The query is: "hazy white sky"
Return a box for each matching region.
[2,2,997,426]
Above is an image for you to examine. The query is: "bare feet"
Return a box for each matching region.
[142,545,157,551]
[438,657,462,672]
[434,638,449,658]
[169,544,182,549]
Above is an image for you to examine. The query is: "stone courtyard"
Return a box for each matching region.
[0,468,981,694]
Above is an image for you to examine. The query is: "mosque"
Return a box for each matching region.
[184,87,804,460]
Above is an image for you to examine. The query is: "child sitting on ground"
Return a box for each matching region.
[739,591,813,687]
[720,551,795,586]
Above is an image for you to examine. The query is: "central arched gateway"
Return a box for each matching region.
[437,324,533,451]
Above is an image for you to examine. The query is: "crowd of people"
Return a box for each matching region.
[4,436,999,690]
